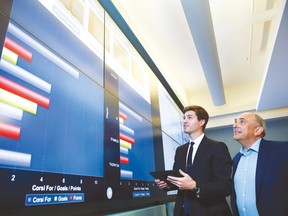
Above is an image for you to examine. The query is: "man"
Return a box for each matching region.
[231,112,288,216]
[156,105,232,216]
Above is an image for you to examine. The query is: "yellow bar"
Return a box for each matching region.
[120,139,132,150]
[0,88,37,114]
[2,47,18,65]
[119,117,124,124]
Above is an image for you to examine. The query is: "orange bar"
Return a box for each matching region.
[120,156,129,165]
[120,133,135,144]
[0,75,50,108]
[119,111,127,120]
[4,37,32,62]
[0,122,21,140]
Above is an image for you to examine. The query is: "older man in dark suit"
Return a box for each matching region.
[231,112,288,216]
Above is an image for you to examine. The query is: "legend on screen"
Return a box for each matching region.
[25,193,84,206]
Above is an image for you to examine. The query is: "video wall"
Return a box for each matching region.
[0,0,186,214]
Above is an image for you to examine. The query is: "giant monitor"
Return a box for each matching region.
[0,1,187,215]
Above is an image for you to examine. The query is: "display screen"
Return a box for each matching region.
[0,0,186,215]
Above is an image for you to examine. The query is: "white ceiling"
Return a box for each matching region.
[111,0,288,127]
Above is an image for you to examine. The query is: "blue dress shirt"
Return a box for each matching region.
[234,139,261,216]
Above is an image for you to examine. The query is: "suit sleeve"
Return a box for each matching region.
[198,142,233,199]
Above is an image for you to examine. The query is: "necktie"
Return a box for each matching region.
[183,142,194,214]
[186,141,194,174]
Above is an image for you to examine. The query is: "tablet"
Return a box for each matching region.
[150,170,182,190]
[150,170,182,180]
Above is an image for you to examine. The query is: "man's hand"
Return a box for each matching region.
[167,169,197,190]
[155,179,168,189]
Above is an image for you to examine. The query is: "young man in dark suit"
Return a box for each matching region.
[156,105,232,216]
[231,112,288,216]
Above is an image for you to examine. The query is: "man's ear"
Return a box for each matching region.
[199,119,205,127]
[255,126,264,136]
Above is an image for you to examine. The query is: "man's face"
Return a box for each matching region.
[183,110,203,135]
[233,113,257,143]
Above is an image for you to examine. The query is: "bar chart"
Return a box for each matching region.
[119,103,138,179]
[0,31,51,167]
[118,101,155,181]
[0,0,185,211]
[0,20,104,176]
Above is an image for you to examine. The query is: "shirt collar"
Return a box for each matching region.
[240,138,261,154]
[190,133,204,146]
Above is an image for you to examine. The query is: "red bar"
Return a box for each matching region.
[119,111,127,120]
[0,75,50,108]
[119,133,135,144]
[0,122,21,140]
[4,37,32,62]
[120,156,129,165]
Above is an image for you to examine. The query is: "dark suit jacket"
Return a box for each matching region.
[231,139,288,216]
[173,136,232,216]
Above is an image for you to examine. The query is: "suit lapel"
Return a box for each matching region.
[180,142,190,171]
[255,139,269,200]
[192,136,208,167]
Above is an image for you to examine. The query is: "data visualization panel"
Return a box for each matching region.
[0,0,185,214]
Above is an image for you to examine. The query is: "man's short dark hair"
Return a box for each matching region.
[183,105,209,130]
